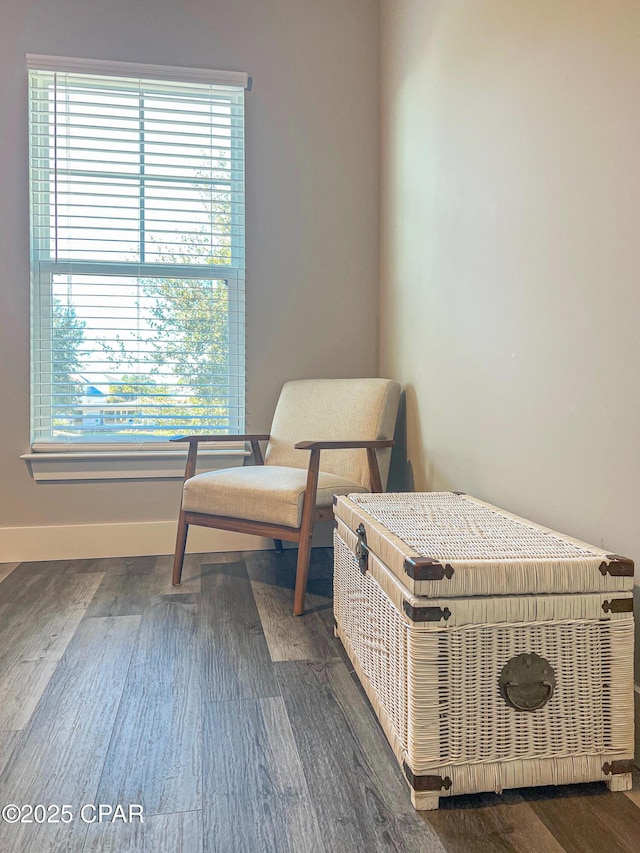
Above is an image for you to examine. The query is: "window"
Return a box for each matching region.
[27,56,246,450]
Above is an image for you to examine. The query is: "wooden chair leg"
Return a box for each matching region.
[173,441,198,586]
[293,448,321,616]
[172,510,189,586]
[274,538,284,553]
[293,526,313,616]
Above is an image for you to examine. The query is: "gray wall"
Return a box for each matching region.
[0,0,380,538]
[380,0,640,648]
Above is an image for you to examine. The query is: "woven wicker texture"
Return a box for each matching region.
[333,531,635,795]
[334,531,409,749]
[337,493,633,596]
[336,518,633,627]
[349,492,606,561]
[336,616,632,799]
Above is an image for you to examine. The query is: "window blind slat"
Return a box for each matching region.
[29,63,245,447]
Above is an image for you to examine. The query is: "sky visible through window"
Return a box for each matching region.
[31,71,244,444]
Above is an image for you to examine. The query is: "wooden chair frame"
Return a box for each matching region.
[171,434,393,615]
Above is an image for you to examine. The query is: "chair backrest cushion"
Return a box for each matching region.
[264,378,401,490]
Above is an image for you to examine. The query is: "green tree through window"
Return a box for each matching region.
[28,58,246,447]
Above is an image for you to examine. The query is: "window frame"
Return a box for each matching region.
[27,56,248,454]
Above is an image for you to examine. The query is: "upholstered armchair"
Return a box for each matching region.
[171,378,401,615]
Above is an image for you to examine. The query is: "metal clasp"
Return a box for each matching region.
[355,523,369,574]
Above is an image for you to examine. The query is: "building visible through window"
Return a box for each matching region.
[28,56,246,450]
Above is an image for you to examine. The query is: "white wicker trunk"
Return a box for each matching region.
[333,492,635,810]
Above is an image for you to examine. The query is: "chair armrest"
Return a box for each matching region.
[172,434,270,477]
[294,439,393,450]
[171,434,270,443]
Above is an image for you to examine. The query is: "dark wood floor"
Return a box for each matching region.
[0,548,639,852]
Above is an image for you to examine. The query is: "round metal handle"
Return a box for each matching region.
[503,680,554,712]
[499,653,556,712]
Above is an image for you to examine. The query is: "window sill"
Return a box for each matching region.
[22,445,247,482]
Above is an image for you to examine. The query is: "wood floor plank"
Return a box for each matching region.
[276,659,446,852]
[83,809,202,853]
[152,553,203,595]
[522,782,640,853]
[621,766,640,808]
[7,555,163,583]
[203,696,325,853]
[96,595,201,815]
[109,555,158,576]
[0,573,104,664]
[0,572,104,729]
[306,546,341,632]
[424,790,566,853]
[3,549,640,852]
[198,560,280,702]
[246,549,340,662]
[0,615,141,853]
[0,562,71,604]
[315,661,426,818]
[84,571,159,618]
[2,557,127,584]
[85,553,204,617]
[0,730,21,776]
[0,562,20,585]
[0,658,60,734]
[624,790,640,809]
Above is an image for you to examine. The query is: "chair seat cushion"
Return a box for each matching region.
[182,465,368,529]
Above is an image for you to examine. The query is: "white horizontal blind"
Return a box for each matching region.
[28,60,245,449]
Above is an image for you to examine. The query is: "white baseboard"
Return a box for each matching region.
[0,520,274,562]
